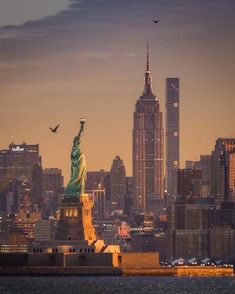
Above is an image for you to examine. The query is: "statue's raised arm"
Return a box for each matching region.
[73,117,85,147]
[65,117,87,196]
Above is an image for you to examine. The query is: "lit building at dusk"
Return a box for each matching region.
[166,198,215,259]
[165,77,180,201]
[110,156,126,211]
[42,168,64,216]
[132,43,164,213]
[0,143,41,183]
[211,138,235,205]
[30,163,43,206]
[87,189,106,220]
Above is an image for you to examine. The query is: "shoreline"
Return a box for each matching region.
[0,266,233,277]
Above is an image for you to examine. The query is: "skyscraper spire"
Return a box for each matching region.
[144,41,153,96]
[133,41,164,213]
[146,40,150,72]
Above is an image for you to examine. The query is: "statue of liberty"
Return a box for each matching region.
[65,118,86,196]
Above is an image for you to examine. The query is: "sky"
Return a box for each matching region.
[0,0,234,182]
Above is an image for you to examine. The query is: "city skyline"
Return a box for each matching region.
[0,0,234,182]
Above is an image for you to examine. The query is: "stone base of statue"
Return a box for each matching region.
[56,194,96,244]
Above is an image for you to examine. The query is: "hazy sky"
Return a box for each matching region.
[0,0,68,26]
[0,0,234,182]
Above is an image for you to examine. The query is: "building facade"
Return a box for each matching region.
[43,168,63,194]
[211,138,235,205]
[199,155,211,197]
[87,189,106,220]
[0,143,41,183]
[110,156,126,211]
[165,78,180,200]
[167,199,216,259]
[85,170,110,191]
[133,44,164,213]
[42,168,64,216]
[177,168,202,198]
[31,163,43,206]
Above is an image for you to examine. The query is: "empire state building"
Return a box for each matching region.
[133,43,164,213]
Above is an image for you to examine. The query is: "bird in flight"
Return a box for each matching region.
[152,20,160,23]
[49,124,60,133]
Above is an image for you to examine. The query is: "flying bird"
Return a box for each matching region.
[152,20,160,23]
[49,124,60,133]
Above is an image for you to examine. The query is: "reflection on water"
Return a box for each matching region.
[0,276,235,294]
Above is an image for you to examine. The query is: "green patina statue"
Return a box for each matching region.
[65,118,86,196]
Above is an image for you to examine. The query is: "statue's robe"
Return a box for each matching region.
[65,136,86,196]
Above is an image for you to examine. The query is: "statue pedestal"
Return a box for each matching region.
[56,194,96,244]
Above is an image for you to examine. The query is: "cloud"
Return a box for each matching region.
[0,0,234,68]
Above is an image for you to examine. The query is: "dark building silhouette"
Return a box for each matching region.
[133,43,164,214]
[85,170,110,212]
[87,189,106,220]
[211,138,235,205]
[0,179,23,213]
[43,168,63,194]
[42,168,64,215]
[110,156,126,211]
[85,170,109,191]
[198,155,211,197]
[124,177,133,217]
[177,168,202,198]
[165,78,180,201]
[210,224,235,261]
[216,202,235,228]
[0,143,41,183]
[130,233,167,261]
[167,198,216,259]
[30,163,43,206]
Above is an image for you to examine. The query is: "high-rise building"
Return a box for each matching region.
[43,168,63,194]
[31,163,43,205]
[198,155,211,197]
[85,170,111,214]
[133,43,164,213]
[0,143,41,183]
[185,161,195,169]
[167,198,215,259]
[177,168,202,198]
[165,78,180,200]
[211,138,235,205]
[15,188,42,239]
[124,177,133,217]
[0,179,23,213]
[42,168,64,216]
[110,156,126,211]
[87,189,106,220]
[85,170,109,191]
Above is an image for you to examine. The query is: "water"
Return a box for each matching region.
[0,276,235,294]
